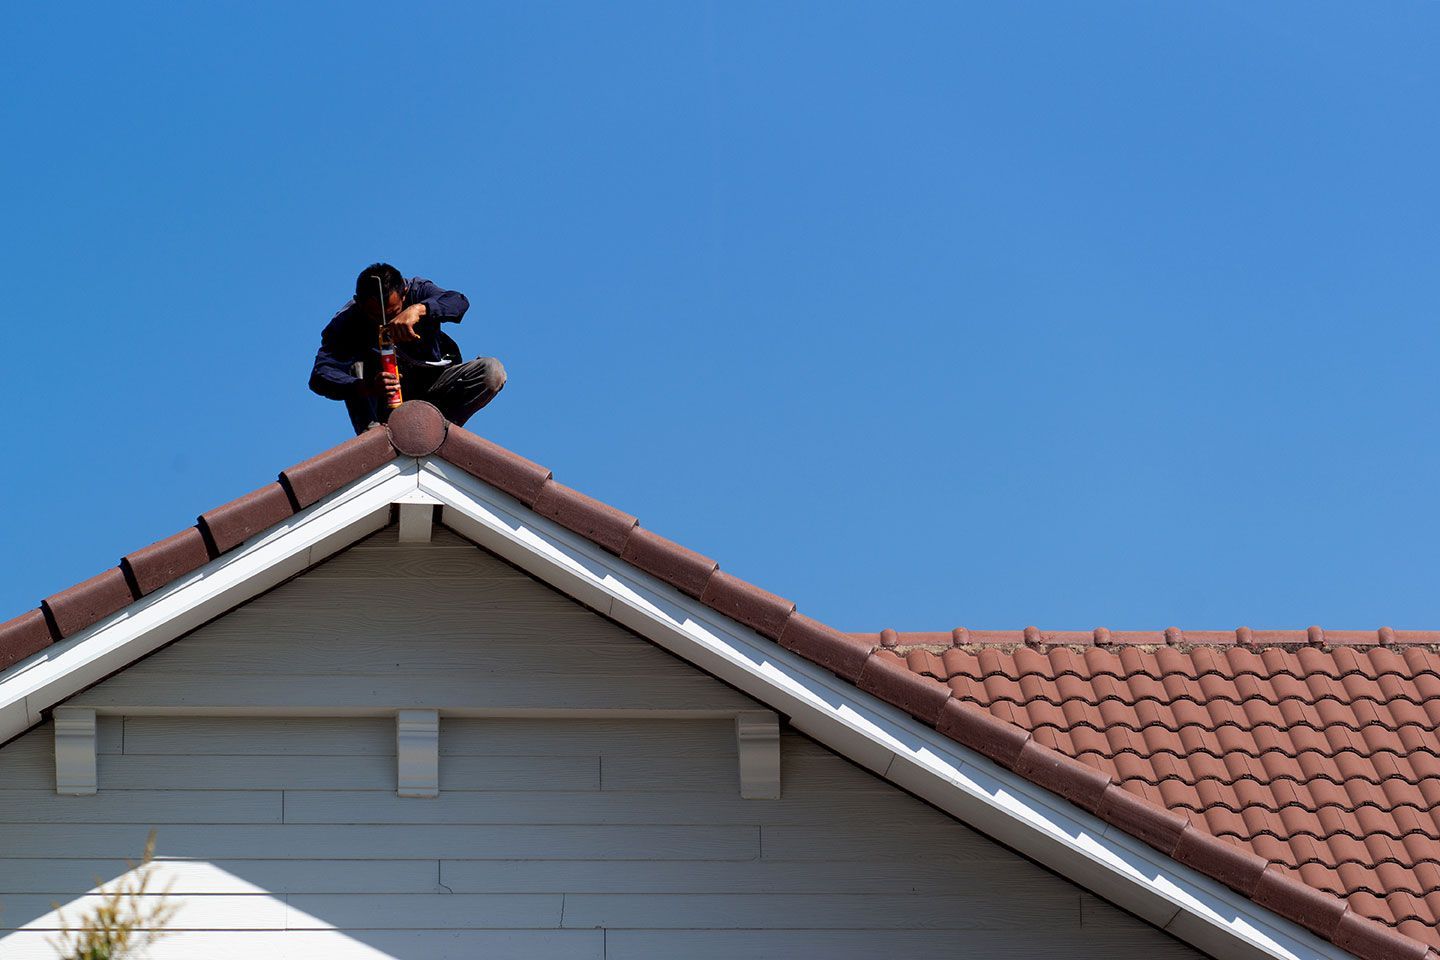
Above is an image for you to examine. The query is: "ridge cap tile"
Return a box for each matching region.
[436,426,552,506]
[385,400,447,456]
[778,614,873,683]
[699,571,795,641]
[121,527,213,597]
[1171,824,1268,896]
[279,424,396,509]
[857,650,952,725]
[935,698,1030,768]
[1096,783,1188,857]
[1012,739,1111,813]
[197,482,296,555]
[1253,864,1348,939]
[532,479,638,556]
[41,568,138,639]
[620,527,717,600]
[0,609,56,672]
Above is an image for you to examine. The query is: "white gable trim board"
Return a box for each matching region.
[0,452,1351,960]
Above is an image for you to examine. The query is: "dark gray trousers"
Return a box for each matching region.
[345,357,507,435]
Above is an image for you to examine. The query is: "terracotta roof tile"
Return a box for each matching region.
[0,609,56,671]
[435,428,551,505]
[198,482,296,554]
[1013,739,1111,813]
[280,425,395,508]
[121,528,213,597]
[1172,826,1267,896]
[621,528,717,599]
[777,614,870,683]
[1255,865,1349,938]
[385,400,448,456]
[532,481,637,555]
[700,571,795,640]
[5,403,1439,960]
[42,568,136,638]
[857,650,952,725]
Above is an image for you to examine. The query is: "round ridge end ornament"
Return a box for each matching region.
[387,401,448,457]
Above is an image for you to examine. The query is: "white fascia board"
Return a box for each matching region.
[417,457,1354,960]
[0,459,422,743]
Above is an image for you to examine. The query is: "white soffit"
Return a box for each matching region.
[416,456,1353,960]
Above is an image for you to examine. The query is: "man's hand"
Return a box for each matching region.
[386,304,426,343]
[357,370,402,400]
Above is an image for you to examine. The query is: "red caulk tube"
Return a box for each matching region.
[379,332,404,409]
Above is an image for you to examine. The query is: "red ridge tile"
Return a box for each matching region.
[936,699,1030,768]
[699,572,795,640]
[280,426,395,509]
[533,481,637,555]
[437,429,552,506]
[385,400,447,456]
[620,528,717,599]
[42,568,137,639]
[0,610,56,670]
[1172,825,1268,895]
[121,528,212,597]
[778,614,873,683]
[1013,740,1111,813]
[1097,783,1188,856]
[198,483,296,555]
[857,650,952,724]
[1253,866,1348,938]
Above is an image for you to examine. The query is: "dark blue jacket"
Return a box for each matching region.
[309,277,470,400]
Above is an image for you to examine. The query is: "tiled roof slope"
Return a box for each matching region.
[856,632,1440,955]
[0,400,1432,960]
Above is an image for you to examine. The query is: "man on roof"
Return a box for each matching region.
[309,262,507,434]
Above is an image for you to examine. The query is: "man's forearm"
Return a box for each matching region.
[411,279,469,322]
[427,290,468,321]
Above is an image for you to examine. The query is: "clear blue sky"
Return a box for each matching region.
[3,3,1438,632]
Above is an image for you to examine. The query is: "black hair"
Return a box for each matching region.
[356,263,405,303]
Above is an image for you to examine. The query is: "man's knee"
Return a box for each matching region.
[484,358,507,395]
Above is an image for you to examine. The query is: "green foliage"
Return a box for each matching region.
[48,831,178,960]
